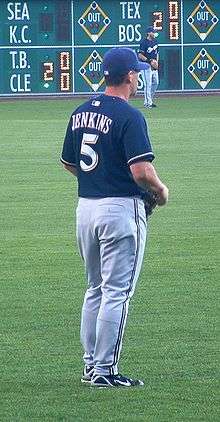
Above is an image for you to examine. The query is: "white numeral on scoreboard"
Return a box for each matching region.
[169,1,179,40]
[60,52,70,91]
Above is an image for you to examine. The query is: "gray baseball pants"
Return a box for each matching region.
[76,197,147,376]
[141,68,159,106]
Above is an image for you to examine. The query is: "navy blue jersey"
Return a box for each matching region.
[61,94,154,198]
[138,38,158,62]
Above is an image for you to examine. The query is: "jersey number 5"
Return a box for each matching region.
[80,133,99,172]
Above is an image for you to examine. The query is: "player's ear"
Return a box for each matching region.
[125,71,134,84]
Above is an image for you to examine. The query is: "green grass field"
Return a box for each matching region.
[0,96,219,422]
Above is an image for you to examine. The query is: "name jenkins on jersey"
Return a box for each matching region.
[72,111,113,134]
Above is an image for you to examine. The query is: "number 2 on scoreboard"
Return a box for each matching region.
[153,11,163,31]
[43,62,54,81]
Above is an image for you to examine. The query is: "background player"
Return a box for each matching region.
[60,47,169,388]
[138,26,159,108]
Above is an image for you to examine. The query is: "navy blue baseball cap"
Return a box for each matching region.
[146,26,156,33]
[103,47,149,76]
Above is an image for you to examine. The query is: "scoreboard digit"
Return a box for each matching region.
[152,0,180,41]
[0,0,219,96]
[60,51,71,91]
[169,1,179,40]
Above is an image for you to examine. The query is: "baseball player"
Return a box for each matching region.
[60,47,169,388]
[138,26,159,108]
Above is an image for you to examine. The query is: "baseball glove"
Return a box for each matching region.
[150,59,158,70]
[142,190,158,218]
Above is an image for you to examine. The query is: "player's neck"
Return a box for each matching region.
[104,86,129,102]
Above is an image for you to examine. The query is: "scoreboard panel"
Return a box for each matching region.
[0,0,219,96]
[74,0,182,45]
[0,1,71,46]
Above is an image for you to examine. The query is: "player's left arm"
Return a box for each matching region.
[62,163,77,176]
[123,109,155,165]
[130,161,168,206]
[122,109,168,204]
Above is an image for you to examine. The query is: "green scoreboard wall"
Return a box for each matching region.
[0,0,219,96]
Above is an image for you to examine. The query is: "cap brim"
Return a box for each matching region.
[146,29,156,33]
[136,62,150,71]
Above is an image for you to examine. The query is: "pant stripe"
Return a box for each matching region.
[111,199,141,369]
[128,199,140,295]
[112,302,127,368]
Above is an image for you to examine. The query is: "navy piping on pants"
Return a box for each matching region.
[111,199,141,370]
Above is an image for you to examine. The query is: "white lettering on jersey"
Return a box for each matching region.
[88,112,97,128]
[72,112,113,134]
[81,112,89,128]
[147,45,158,54]
[96,114,108,132]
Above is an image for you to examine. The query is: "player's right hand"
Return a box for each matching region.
[150,59,158,70]
[156,184,169,206]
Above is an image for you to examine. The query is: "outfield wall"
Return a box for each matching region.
[0,0,219,96]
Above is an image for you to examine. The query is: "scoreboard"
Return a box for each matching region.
[0,0,219,96]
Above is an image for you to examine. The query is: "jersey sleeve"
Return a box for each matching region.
[122,110,155,165]
[60,116,76,167]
